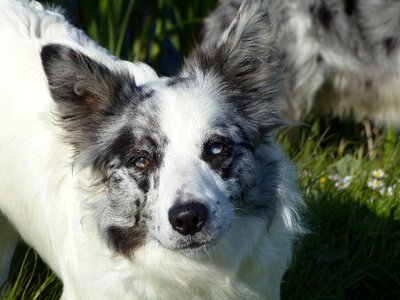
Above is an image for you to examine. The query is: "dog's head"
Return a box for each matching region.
[41,0,282,257]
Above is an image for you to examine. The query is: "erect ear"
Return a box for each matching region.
[41,44,138,154]
[185,0,282,134]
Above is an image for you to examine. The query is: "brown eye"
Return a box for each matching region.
[134,157,151,170]
[209,143,225,155]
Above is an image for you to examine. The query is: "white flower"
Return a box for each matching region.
[368,178,384,190]
[371,169,385,179]
[335,176,352,190]
[378,186,394,196]
[343,175,352,183]
[328,174,340,182]
[387,186,394,197]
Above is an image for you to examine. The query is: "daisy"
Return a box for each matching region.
[335,175,352,190]
[371,169,385,179]
[378,186,394,196]
[368,178,384,190]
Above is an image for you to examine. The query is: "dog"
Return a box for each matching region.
[202,0,400,129]
[0,0,303,299]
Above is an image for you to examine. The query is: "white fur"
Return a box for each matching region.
[0,1,301,299]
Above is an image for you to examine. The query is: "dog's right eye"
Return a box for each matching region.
[209,142,226,155]
[134,156,151,170]
[205,137,233,159]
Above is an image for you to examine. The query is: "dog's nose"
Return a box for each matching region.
[168,202,208,235]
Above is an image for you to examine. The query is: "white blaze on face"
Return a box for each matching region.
[150,83,234,249]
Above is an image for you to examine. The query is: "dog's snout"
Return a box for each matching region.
[168,202,208,236]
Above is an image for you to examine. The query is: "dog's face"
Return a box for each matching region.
[102,78,259,252]
[41,0,278,256]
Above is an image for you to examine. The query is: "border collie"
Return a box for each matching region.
[202,0,400,128]
[0,0,303,299]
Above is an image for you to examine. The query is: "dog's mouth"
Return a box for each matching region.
[176,240,209,250]
[168,231,225,254]
[174,241,216,257]
[156,233,221,254]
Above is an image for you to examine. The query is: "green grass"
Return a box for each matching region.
[279,122,400,299]
[1,246,61,299]
[1,0,400,299]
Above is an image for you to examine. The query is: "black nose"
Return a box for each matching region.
[168,202,208,236]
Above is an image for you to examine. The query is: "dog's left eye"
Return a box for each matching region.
[209,142,226,155]
[134,156,151,170]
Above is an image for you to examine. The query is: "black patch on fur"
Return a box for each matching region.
[383,37,397,55]
[201,136,234,179]
[229,0,241,9]
[134,199,141,226]
[99,127,135,168]
[237,141,255,153]
[107,226,146,256]
[137,177,150,194]
[41,44,136,115]
[222,151,245,179]
[136,87,155,101]
[166,76,191,87]
[41,44,142,164]
[311,2,333,30]
[235,159,279,222]
[343,0,357,16]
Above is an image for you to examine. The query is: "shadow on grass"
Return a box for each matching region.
[1,244,62,300]
[282,192,400,299]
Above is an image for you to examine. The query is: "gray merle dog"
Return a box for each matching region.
[202,0,400,129]
[0,0,302,299]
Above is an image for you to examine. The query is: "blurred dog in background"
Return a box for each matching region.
[202,0,400,130]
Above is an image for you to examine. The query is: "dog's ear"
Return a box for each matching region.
[185,0,282,135]
[41,44,138,153]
